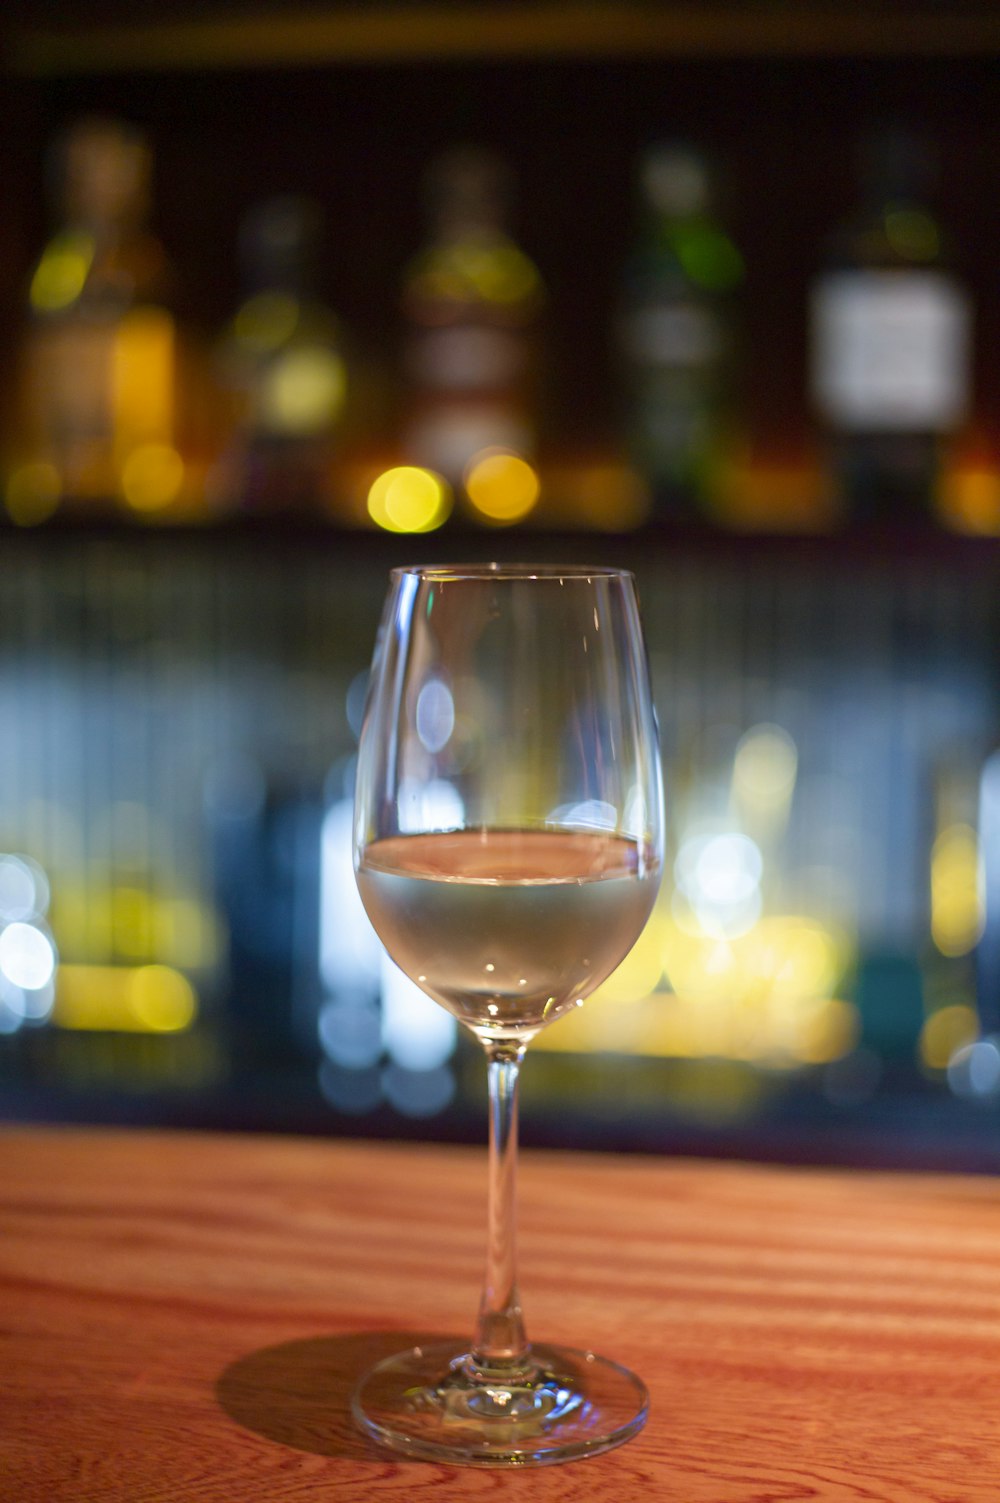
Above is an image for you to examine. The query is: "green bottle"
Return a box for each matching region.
[617,142,744,521]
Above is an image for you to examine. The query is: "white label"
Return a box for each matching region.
[811,270,971,430]
[622,303,722,368]
[408,326,524,392]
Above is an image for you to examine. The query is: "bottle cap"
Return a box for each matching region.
[55,116,152,229]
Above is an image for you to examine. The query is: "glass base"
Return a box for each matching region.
[352,1340,648,1467]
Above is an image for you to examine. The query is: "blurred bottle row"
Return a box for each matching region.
[2,113,992,535]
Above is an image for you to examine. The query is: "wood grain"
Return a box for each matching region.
[1,1126,999,1501]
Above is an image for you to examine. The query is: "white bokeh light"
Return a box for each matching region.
[0,922,57,991]
[318,996,382,1069]
[0,857,43,921]
[674,830,765,938]
[319,799,382,992]
[416,679,455,754]
[398,777,465,834]
[380,954,457,1072]
[948,1037,1000,1099]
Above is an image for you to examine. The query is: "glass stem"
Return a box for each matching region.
[470,1040,530,1376]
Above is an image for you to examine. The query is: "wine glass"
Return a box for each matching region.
[351,562,664,1466]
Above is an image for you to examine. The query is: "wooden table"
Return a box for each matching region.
[2,1127,999,1502]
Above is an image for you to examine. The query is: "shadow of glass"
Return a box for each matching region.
[215,1329,458,1461]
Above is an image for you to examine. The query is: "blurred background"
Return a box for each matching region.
[0,0,998,1171]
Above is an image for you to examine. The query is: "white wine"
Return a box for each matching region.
[357,828,660,1042]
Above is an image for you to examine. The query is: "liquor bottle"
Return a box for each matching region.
[616,142,744,521]
[400,146,544,497]
[809,126,972,523]
[9,116,187,520]
[214,196,348,516]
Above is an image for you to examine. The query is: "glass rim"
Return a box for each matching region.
[389,562,635,583]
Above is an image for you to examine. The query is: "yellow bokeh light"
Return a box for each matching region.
[413,241,542,308]
[129,964,198,1033]
[531,982,857,1066]
[465,450,540,523]
[663,922,737,1005]
[794,997,859,1065]
[51,883,221,968]
[6,462,62,526]
[931,823,984,957]
[527,895,855,1068]
[920,1003,979,1071]
[110,884,156,958]
[661,910,850,1047]
[572,464,651,531]
[29,231,95,312]
[233,291,300,351]
[154,897,223,969]
[940,465,1000,536]
[588,909,666,1006]
[113,307,175,446]
[261,346,346,433]
[367,466,451,533]
[469,243,541,305]
[743,916,844,1002]
[120,444,185,512]
[732,724,798,818]
[53,962,197,1033]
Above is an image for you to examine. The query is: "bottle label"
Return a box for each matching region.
[25,320,122,497]
[622,302,722,369]
[408,325,526,393]
[811,270,971,431]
